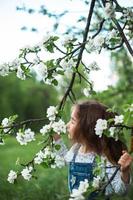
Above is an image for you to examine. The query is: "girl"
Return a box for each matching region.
[54,100,132,198]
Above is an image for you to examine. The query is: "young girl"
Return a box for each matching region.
[54,100,132,198]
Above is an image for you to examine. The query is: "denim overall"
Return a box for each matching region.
[68,145,98,200]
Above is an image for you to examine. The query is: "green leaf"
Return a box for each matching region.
[52,36,59,41]
[57,70,64,75]
[9,114,18,122]
[54,144,61,151]
[52,79,58,86]
[45,43,54,53]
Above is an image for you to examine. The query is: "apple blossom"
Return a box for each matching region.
[21,166,33,181]
[114,115,124,125]
[7,170,17,184]
[95,119,107,137]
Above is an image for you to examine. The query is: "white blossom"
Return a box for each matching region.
[43,146,52,158]
[35,63,48,81]
[92,176,101,188]
[61,35,74,46]
[46,106,58,121]
[52,119,66,134]
[34,150,45,164]
[16,132,27,145]
[33,58,40,65]
[45,78,53,85]
[70,189,85,200]
[93,35,105,49]
[104,2,116,19]
[70,179,89,200]
[16,66,26,80]
[129,104,133,112]
[78,179,89,193]
[114,115,124,124]
[54,155,65,168]
[2,118,10,133]
[21,166,33,181]
[40,124,52,135]
[109,127,116,137]
[9,59,20,71]
[0,63,10,76]
[60,59,76,73]
[108,30,118,40]
[86,38,95,52]
[7,170,17,184]
[24,128,35,142]
[89,61,100,71]
[95,119,107,137]
[16,128,35,145]
[34,156,43,164]
[0,138,5,145]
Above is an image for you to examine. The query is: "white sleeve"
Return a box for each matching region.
[105,164,130,196]
[54,139,78,163]
[54,138,68,157]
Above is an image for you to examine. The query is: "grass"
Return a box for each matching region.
[0,136,69,200]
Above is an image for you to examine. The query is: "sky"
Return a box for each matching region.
[0,0,132,91]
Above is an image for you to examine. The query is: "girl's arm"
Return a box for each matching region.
[118,150,133,184]
[105,151,132,195]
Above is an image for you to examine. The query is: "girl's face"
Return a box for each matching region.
[66,106,78,139]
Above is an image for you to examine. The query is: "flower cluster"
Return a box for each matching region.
[21,166,33,181]
[86,35,105,53]
[69,179,89,200]
[92,176,101,189]
[61,35,74,46]
[95,114,125,140]
[60,59,76,73]
[34,146,65,168]
[95,119,107,138]
[7,166,33,183]
[104,2,116,19]
[16,128,35,145]
[0,33,78,87]
[40,106,66,136]
[0,59,27,80]
[46,106,58,121]
[52,119,66,134]
[0,115,18,145]
[1,118,11,133]
[7,170,17,184]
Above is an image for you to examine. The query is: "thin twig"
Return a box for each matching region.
[0,117,46,130]
[112,18,133,56]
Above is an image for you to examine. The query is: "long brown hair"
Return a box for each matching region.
[72,100,127,165]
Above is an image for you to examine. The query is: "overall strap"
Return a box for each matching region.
[72,144,81,162]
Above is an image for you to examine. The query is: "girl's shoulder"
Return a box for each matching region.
[70,143,81,152]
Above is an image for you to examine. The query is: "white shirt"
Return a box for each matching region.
[55,139,130,196]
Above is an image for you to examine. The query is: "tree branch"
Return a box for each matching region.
[0,117,46,130]
[112,18,133,57]
[59,0,96,110]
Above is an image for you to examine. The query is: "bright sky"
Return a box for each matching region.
[0,0,132,91]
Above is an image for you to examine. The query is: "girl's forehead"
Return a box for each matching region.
[71,106,78,117]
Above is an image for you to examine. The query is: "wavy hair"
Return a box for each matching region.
[72,100,127,164]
